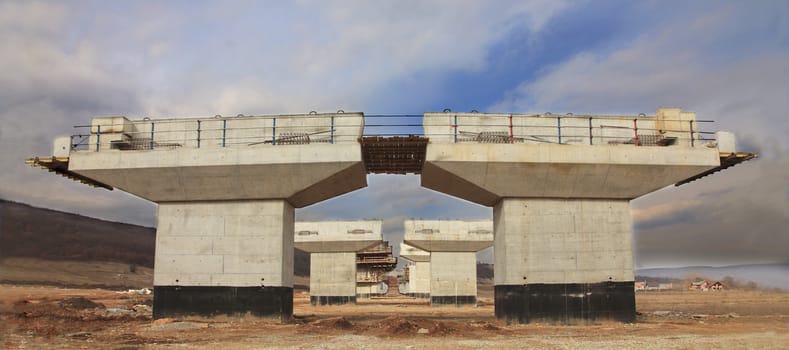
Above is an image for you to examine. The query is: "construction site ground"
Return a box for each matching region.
[1,284,788,349]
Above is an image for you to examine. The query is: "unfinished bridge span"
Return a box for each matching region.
[27,108,755,324]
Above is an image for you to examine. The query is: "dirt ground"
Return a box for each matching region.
[1,284,788,349]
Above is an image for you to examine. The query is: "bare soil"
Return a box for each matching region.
[2,285,787,349]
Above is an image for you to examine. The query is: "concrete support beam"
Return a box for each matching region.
[68,145,367,206]
[294,221,381,252]
[403,261,431,298]
[412,261,432,298]
[430,252,477,305]
[421,143,720,206]
[357,283,387,299]
[309,252,357,305]
[399,242,430,262]
[400,243,431,298]
[493,198,635,324]
[404,220,494,252]
[153,200,294,320]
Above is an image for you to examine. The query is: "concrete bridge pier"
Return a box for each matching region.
[307,252,358,305]
[429,251,479,305]
[38,112,368,320]
[404,220,493,306]
[400,243,431,299]
[153,200,295,319]
[493,198,635,323]
[406,261,432,298]
[294,221,383,305]
[420,108,743,323]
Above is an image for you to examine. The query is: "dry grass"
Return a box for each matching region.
[0,257,153,289]
[2,284,788,349]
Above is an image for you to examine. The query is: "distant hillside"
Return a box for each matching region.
[1,199,156,267]
[474,262,788,290]
[477,263,494,283]
[637,263,789,290]
[1,257,154,289]
[294,249,309,277]
[633,275,684,285]
[1,199,311,277]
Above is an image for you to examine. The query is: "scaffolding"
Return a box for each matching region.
[357,241,397,288]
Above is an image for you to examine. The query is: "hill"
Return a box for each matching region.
[477,262,494,284]
[1,199,156,267]
[0,199,310,288]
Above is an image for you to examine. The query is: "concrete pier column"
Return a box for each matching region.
[355,284,376,299]
[309,252,357,305]
[430,252,477,305]
[409,261,431,298]
[403,220,492,305]
[493,198,635,324]
[153,200,294,320]
[400,242,431,298]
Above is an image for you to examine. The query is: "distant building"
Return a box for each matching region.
[689,280,724,291]
[710,281,724,291]
[658,283,673,291]
[635,281,673,292]
[689,280,709,291]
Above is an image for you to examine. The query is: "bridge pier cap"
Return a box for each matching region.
[70,112,367,206]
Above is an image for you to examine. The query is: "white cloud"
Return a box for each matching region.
[631,153,789,267]
[303,0,568,76]
[0,1,150,223]
[4,0,543,240]
[490,3,789,267]
[138,0,573,116]
[631,198,704,226]
[8,1,785,269]
[491,4,789,155]
[0,1,65,35]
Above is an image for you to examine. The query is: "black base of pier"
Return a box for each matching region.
[310,295,356,305]
[153,286,293,320]
[494,282,635,324]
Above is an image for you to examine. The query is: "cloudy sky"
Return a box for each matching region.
[1,0,787,268]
